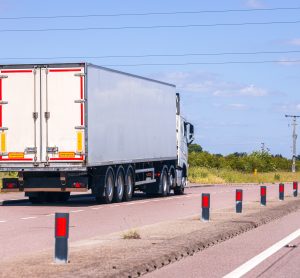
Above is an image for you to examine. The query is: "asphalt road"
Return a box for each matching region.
[146,207,300,278]
[0,183,294,262]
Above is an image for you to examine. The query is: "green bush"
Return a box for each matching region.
[189,144,295,173]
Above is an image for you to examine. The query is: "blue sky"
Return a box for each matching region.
[0,0,300,157]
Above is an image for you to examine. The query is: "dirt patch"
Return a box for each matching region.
[1,197,300,278]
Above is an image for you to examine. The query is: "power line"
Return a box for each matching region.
[1,7,300,20]
[1,50,300,60]
[0,20,300,32]
[91,59,300,67]
[1,59,297,67]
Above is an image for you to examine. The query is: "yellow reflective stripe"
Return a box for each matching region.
[1,132,6,152]
[8,152,24,159]
[59,152,75,158]
[77,131,83,153]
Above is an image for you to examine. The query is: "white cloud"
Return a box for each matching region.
[245,0,265,8]
[229,103,247,109]
[150,71,270,98]
[286,38,300,46]
[239,85,268,96]
[277,58,300,66]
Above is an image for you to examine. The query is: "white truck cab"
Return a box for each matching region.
[175,93,194,194]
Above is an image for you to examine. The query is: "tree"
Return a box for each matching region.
[188,144,203,153]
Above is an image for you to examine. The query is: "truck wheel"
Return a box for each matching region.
[114,166,125,202]
[169,166,176,190]
[28,192,46,204]
[160,167,170,197]
[174,176,186,195]
[57,192,70,202]
[124,166,134,201]
[29,196,42,204]
[102,167,115,204]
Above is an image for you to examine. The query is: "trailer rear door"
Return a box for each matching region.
[0,65,86,166]
[40,67,85,163]
[0,68,38,163]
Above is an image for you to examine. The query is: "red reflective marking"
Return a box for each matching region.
[202,195,209,208]
[0,158,33,161]
[80,76,84,125]
[56,218,67,237]
[1,70,32,73]
[236,191,242,201]
[261,187,266,196]
[279,184,284,193]
[0,79,2,128]
[293,182,298,190]
[49,69,81,72]
[50,157,84,161]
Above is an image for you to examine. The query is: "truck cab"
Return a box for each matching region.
[175,93,194,194]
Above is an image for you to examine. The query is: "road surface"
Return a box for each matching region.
[0,183,294,262]
[147,207,300,278]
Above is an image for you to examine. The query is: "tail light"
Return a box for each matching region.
[7,183,17,189]
[72,182,85,188]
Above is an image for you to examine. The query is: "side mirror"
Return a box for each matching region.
[187,123,194,145]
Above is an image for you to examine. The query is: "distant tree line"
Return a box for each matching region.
[188,144,298,173]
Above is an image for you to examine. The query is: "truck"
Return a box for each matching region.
[0,63,194,203]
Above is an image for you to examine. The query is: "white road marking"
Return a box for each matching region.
[0,220,7,223]
[45,213,55,217]
[21,216,37,220]
[91,207,102,210]
[70,209,84,213]
[223,228,300,278]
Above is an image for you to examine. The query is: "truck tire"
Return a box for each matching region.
[124,166,134,201]
[102,167,115,204]
[57,192,70,202]
[169,166,176,190]
[174,175,186,195]
[29,196,42,204]
[28,192,47,204]
[114,166,125,202]
[160,167,170,197]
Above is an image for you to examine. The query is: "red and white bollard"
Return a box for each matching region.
[293,181,298,197]
[260,186,266,206]
[279,183,284,201]
[55,213,69,264]
[201,193,210,221]
[236,189,243,213]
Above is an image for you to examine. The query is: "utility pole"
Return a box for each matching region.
[261,142,265,152]
[285,115,300,172]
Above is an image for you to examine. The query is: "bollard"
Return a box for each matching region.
[201,193,210,221]
[279,183,284,201]
[260,186,266,206]
[236,189,243,213]
[55,212,69,264]
[293,181,298,197]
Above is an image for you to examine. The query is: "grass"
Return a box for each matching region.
[189,167,300,184]
[122,229,141,240]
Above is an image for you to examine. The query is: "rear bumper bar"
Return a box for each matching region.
[1,188,87,193]
[0,166,87,172]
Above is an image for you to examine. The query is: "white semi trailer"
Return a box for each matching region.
[0,63,194,203]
